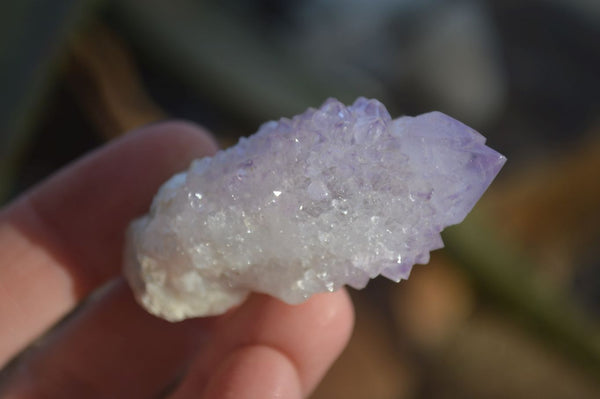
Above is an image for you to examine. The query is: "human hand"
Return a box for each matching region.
[0,122,354,398]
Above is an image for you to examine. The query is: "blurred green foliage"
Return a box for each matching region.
[0,0,101,201]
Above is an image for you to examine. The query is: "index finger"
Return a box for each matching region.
[0,121,218,366]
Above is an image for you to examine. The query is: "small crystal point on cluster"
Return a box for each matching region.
[124,98,506,321]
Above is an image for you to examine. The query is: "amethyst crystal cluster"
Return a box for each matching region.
[124,98,506,321]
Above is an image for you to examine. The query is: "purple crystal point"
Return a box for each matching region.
[125,97,506,321]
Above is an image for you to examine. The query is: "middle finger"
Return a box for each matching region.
[0,279,216,399]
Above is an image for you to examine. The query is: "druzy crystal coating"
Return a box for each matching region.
[124,98,506,321]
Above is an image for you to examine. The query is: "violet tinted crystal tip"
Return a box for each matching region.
[124,98,506,321]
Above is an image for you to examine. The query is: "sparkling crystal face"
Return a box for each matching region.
[124,98,506,321]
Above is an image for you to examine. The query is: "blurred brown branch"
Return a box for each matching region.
[67,23,165,140]
[484,126,600,286]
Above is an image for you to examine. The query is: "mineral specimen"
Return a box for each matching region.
[124,98,506,321]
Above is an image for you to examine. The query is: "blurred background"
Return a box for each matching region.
[1,0,599,397]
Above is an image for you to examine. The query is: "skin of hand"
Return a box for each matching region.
[0,122,354,399]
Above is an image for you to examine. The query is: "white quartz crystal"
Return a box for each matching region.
[124,98,505,321]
